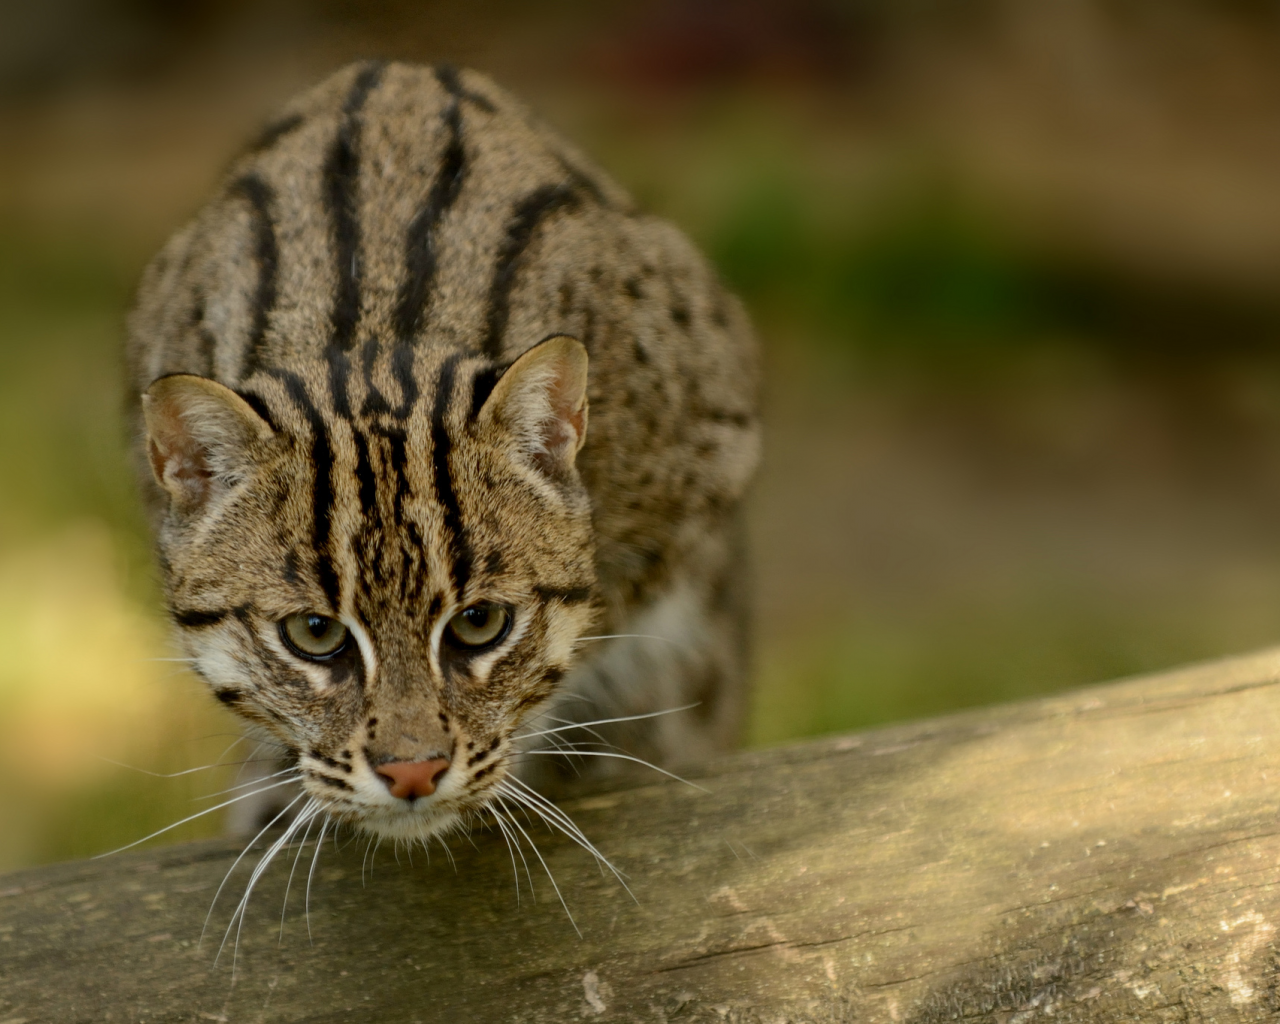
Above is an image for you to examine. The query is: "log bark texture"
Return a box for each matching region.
[6,648,1280,1022]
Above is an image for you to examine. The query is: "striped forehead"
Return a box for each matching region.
[245,348,497,620]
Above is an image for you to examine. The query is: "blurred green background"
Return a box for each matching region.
[7,0,1280,870]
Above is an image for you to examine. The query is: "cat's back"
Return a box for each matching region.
[128,60,758,620]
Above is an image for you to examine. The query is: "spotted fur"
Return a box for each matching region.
[127,61,759,841]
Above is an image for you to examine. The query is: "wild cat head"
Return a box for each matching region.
[141,336,598,840]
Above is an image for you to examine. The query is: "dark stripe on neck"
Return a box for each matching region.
[228,174,279,380]
[481,183,581,359]
[264,369,342,610]
[555,155,611,208]
[325,61,386,356]
[189,290,215,376]
[434,63,496,113]
[431,354,472,596]
[234,389,279,431]
[468,361,503,420]
[245,113,304,155]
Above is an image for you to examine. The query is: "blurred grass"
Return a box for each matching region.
[704,163,1280,367]
[0,219,241,870]
[747,582,1280,745]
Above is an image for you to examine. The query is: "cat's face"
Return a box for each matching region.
[143,337,597,840]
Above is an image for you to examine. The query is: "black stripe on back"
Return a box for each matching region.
[324,61,386,355]
[227,174,279,381]
[481,183,581,359]
[264,369,342,610]
[554,155,610,208]
[431,354,472,596]
[434,63,496,113]
[393,81,469,348]
[188,289,216,376]
[362,65,471,423]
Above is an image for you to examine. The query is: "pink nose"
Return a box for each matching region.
[376,758,451,800]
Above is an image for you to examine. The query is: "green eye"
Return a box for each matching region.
[280,613,349,660]
[445,602,510,649]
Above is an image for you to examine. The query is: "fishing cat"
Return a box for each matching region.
[127,61,759,845]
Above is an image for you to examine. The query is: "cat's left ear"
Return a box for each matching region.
[478,335,589,477]
[142,374,276,513]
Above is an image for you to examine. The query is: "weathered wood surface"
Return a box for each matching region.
[6,649,1280,1023]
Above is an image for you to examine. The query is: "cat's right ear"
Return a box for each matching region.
[142,375,275,513]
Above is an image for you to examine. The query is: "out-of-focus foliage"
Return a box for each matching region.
[709,170,1280,366]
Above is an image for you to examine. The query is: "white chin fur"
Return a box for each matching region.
[349,804,464,842]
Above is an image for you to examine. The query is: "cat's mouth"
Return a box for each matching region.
[296,744,508,841]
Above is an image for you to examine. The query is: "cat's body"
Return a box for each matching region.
[128,62,758,842]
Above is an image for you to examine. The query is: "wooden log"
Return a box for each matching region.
[5,648,1280,1022]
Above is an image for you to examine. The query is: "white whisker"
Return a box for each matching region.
[535,717,616,752]
[365,836,383,885]
[535,732,589,776]
[93,776,301,858]
[437,834,458,872]
[197,767,301,801]
[499,778,635,900]
[305,816,331,943]
[279,811,319,943]
[572,633,678,645]
[516,749,709,791]
[492,794,580,936]
[489,811,531,905]
[201,792,309,948]
[94,755,260,779]
[517,704,699,740]
[219,797,316,976]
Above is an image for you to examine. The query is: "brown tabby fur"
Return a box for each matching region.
[127,61,759,842]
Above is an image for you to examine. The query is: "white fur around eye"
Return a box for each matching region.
[432,604,529,682]
[342,617,378,683]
